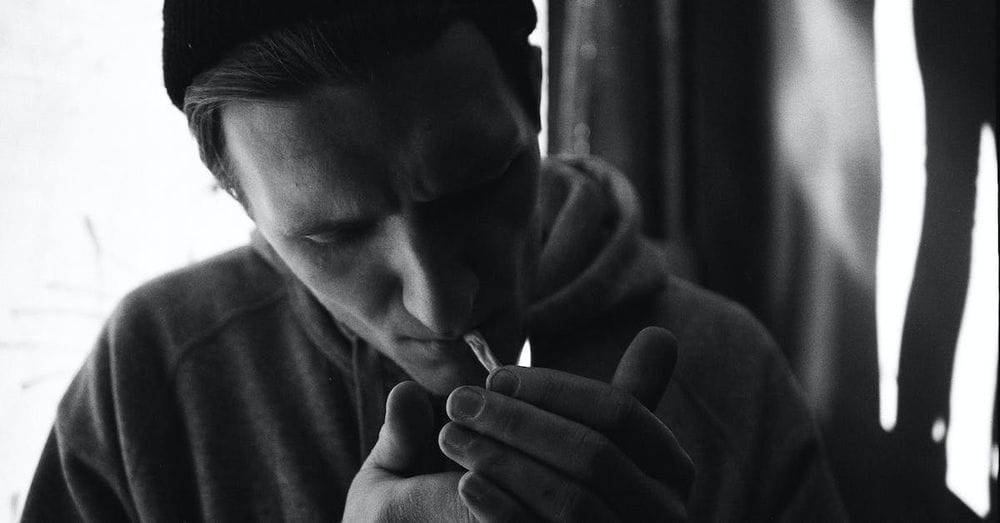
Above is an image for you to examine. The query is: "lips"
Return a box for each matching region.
[401,300,503,342]
[420,337,470,356]
[401,308,504,367]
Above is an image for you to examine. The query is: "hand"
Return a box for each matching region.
[343,381,473,521]
[438,327,694,522]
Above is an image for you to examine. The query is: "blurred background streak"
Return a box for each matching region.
[1,0,996,521]
[547,0,996,520]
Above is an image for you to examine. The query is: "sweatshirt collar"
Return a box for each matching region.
[527,155,668,334]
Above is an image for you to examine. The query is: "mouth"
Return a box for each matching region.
[397,335,492,386]
[399,311,503,370]
[401,302,503,344]
[394,296,522,374]
[386,305,523,393]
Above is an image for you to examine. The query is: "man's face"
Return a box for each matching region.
[222,22,541,395]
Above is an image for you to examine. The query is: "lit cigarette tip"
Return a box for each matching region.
[464,331,500,372]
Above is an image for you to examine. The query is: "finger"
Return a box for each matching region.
[441,424,620,522]
[485,366,693,489]
[458,472,539,523]
[366,381,435,475]
[445,389,676,520]
[612,327,678,410]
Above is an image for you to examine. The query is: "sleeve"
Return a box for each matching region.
[746,334,848,522]
[661,277,847,521]
[20,326,139,522]
[21,430,133,522]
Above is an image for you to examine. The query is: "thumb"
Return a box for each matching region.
[366,381,435,474]
[612,327,679,410]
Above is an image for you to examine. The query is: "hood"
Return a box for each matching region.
[528,155,668,335]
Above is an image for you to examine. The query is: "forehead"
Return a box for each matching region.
[222,21,530,229]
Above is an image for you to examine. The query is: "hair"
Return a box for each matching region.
[183,3,539,207]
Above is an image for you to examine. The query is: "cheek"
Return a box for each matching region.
[472,160,539,266]
[272,240,396,326]
[495,157,539,226]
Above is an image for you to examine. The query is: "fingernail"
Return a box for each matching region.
[488,368,519,396]
[449,387,484,420]
[442,425,475,451]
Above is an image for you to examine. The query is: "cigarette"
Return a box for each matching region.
[464,330,501,372]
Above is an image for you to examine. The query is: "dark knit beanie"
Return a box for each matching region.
[162,0,537,110]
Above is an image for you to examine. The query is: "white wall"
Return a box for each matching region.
[0,1,253,519]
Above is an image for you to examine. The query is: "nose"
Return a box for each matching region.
[388,216,478,337]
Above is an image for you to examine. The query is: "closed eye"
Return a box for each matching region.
[302,221,377,246]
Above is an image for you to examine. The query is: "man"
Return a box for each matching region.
[23,0,845,520]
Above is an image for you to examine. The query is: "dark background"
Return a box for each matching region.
[546,0,997,520]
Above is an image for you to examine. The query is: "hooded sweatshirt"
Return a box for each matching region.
[22,156,845,521]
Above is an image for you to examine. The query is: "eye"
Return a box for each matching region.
[303,221,376,247]
[464,154,520,200]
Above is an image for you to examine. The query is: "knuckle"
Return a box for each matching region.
[540,374,572,405]
[493,403,524,440]
[574,429,617,480]
[606,388,637,427]
[467,438,504,471]
[595,386,639,433]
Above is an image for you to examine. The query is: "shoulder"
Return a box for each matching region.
[36,247,301,519]
[660,276,782,382]
[664,275,773,345]
[106,245,287,364]
[54,245,291,444]
[650,276,797,426]
[114,245,286,333]
[647,278,844,518]
[538,270,786,398]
